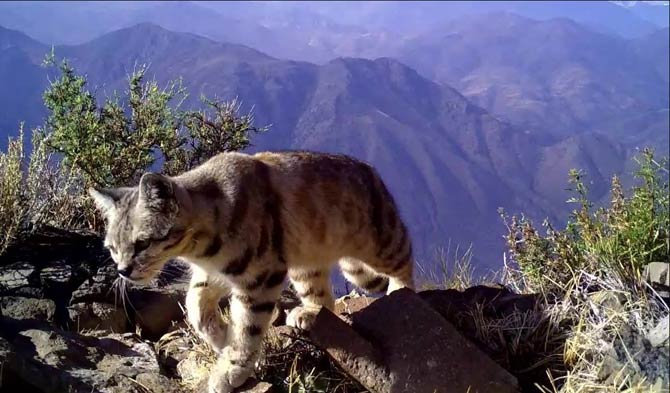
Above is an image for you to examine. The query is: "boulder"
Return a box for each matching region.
[129,284,187,341]
[70,264,119,305]
[354,288,519,393]
[68,302,129,333]
[1,296,56,322]
[306,307,390,392]
[0,262,38,293]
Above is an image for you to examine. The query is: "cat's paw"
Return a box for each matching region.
[286,306,320,330]
[207,347,253,393]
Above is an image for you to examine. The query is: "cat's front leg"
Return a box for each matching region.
[208,269,285,393]
[185,266,230,353]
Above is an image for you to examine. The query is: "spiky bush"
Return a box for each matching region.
[0,126,89,254]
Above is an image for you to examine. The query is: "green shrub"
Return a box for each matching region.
[41,54,266,188]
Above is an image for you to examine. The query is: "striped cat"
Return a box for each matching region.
[89,150,414,393]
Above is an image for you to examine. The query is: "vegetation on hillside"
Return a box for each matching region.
[0,55,265,253]
[504,151,668,293]
[498,151,669,391]
[414,150,668,392]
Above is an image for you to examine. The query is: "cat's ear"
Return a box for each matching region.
[88,187,129,214]
[138,173,177,214]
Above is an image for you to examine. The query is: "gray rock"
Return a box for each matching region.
[598,322,669,390]
[71,264,188,340]
[644,262,670,298]
[177,349,213,389]
[0,316,182,393]
[68,302,129,333]
[70,264,118,305]
[40,264,72,285]
[645,262,670,285]
[647,315,670,348]
[130,284,187,341]
[0,296,56,322]
[0,262,35,291]
[643,262,670,304]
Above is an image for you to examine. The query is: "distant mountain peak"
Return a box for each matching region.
[72,21,275,64]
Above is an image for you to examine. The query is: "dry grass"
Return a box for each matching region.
[416,242,479,291]
[419,250,668,392]
[0,126,94,255]
[533,271,669,393]
[260,327,366,393]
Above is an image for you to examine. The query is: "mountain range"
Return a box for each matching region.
[0,3,667,274]
[1,1,668,62]
[393,12,669,152]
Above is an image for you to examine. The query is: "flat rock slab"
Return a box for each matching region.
[193,378,274,393]
[335,295,377,316]
[307,307,390,392]
[309,288,519,393]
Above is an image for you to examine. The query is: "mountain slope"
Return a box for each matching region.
[0,26,48,147]
[631,27,670,82]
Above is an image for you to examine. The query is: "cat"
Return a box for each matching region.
[89,150,414,393]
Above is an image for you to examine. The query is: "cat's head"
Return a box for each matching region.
[89,173,188,284]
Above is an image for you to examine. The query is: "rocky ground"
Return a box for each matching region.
[0,228,667,393]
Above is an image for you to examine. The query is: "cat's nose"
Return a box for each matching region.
[118,265,134,278]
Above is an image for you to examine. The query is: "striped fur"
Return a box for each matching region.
[89,150,414,393]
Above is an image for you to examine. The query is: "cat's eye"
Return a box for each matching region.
[134,238,152,254]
